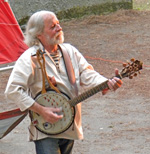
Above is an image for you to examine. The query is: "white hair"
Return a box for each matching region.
[24,10,55,47]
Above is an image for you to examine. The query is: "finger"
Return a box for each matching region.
[53,113,63,119]
[112,78,123,90]
[115,68,119,76]
[108,79,119,91]
[53,107,63,116]
[107,79,114,90]
[53,107,62,113]
[113,77,123,87]
[111,79,119,90]
[49,113,63,124]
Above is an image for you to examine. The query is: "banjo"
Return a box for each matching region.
[30,56,143,135]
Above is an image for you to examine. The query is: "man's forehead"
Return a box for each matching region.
[44,14,58,24]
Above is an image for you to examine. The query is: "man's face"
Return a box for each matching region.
[38,14,64,46]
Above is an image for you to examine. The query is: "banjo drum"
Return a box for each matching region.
[30,89,75,135]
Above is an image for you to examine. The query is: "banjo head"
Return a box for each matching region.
[30,90,75,135]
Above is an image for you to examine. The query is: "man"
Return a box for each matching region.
[5,10,122,154]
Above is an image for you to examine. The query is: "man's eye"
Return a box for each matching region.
[51,25,55,29]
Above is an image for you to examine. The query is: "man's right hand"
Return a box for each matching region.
[29,102,63,124]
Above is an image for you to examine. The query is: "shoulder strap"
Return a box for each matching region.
[59,44,78,96]
[36,49,60,94]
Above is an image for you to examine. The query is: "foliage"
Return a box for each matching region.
[18,2,132,26]
[133,0,150,10]
[57,2,132,20]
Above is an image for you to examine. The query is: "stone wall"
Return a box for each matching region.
[8,0,132,21]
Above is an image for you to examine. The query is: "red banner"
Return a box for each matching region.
[0,0,28,139]
[0,0,28,65]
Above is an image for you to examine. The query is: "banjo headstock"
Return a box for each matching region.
[118,59,143,79]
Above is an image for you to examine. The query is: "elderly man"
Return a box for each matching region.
[5,10,122,154]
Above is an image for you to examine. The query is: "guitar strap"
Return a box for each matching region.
[36,49,60,94]
[59,44,78,96]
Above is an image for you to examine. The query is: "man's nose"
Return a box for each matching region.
[56,24,62,31]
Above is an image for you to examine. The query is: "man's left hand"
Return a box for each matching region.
[102,68,123,95]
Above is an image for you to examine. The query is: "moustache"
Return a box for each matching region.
[55,31,64,38]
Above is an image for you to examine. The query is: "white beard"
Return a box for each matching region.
[47,31,64,45]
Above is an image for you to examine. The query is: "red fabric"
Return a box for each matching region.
[0,0,28,64]
[0,108,27,120]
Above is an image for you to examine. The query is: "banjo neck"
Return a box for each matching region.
[69,80,109,107]
[69,59,143,107]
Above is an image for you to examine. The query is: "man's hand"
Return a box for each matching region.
[102,68,123,95]
[29,102,63,124]
[107,76,122,91]
[41,107,63,124]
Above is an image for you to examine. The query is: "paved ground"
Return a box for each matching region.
[0,9,150,154]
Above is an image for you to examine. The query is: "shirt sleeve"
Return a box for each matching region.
[72,46,108,89]
[5,50,35,111]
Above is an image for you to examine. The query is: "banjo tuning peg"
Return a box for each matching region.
[130,58,135,62]
[129,75,133,79]
[123,63,127,67]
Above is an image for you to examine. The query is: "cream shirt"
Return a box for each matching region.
[5,43,107,141]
